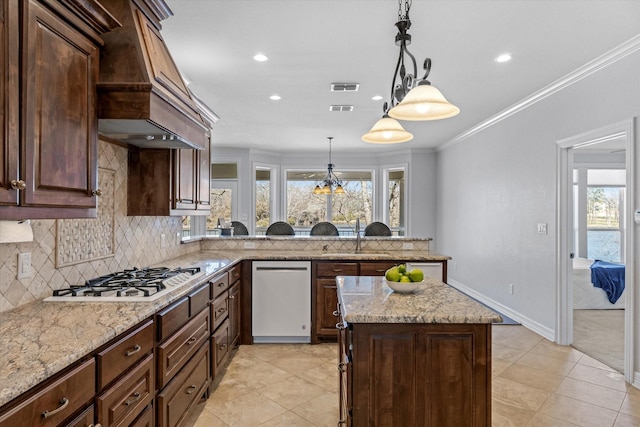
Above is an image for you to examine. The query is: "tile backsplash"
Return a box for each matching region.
[0,140,198,313]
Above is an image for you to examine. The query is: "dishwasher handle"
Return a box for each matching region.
[254,266,309,271]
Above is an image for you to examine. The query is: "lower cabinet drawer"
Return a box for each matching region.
[0,358,95,427]
[157,308,210,389]
[97,320,154,390]
[62,404,94,427]
[157,344,210,427]
[96,354,154,427]
[211,292,228,331]
[129,404,153,427]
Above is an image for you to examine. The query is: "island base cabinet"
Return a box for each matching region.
[350,323,491,427]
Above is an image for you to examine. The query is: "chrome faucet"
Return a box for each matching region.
[355,218,362,253]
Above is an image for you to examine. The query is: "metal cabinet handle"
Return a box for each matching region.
[332,269,343,272]
[216,307,227,316]
[10,180,26,191]
[229,295,235,299]
[336,322,345,330]
[338,362,347,372]
[217,282,226,287]
[185,385,197,395]
[124,392,141,406]
[125,344,141,356]
[333,310,339,317]
[219,343,227,350]
[92,189,102,197]
[41,397,69,418]
[186,336,197,345]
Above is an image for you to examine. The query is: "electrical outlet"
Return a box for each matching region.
[17,252,32,279]
[402,242,414,250]
[176,232,182,245]
[508,283,514,295]
[161,233,167,248]
[244,241,256,249]
[536,223,548,234]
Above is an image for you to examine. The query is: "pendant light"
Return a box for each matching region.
[313,137,345,195]
[362,0,459,143]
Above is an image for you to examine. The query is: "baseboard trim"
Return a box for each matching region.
[447,278,555,342]
[633,372,640,390]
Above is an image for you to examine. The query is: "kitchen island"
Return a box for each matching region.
[336,276,501,427]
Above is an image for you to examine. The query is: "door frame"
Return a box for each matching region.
[556,118,635,383]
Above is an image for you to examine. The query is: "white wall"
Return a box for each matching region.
[436,45,640,340]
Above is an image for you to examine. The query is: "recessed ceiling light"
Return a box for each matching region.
[270,94,281,100]
[495,53,512,63]
[253,53,268,62]
[372,95,383,101]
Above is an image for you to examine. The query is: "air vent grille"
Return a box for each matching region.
[329,105,354,112]
[331,83,359,92]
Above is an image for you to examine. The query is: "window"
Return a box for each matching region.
[286,170,373,235]
[574,168,625,262]
[206,163,238,235]
[385,168,405,236]
[255,168,272,234]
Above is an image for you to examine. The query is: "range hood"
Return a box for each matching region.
[97,0,208,149]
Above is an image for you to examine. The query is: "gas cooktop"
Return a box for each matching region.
[45,266,204,302]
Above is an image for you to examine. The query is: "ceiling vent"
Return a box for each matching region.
[331,83,359,92]
[329,105,354,112]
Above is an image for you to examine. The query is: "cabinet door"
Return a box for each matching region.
[173,149,196,210]
[22,0,98,208]
[0,0,18,206]
[228,281,241,348]
[315,278,339,339]
[196,138,211,209]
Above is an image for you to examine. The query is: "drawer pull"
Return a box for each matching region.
[219,343,227,351]
[336,322,345,330]
[186,336,198,345]
[125,344,141,356]
[217,282,226,287]
[124,392,141,406]
[185,385,197,395]
[229,295,235,299]
[216,307,227,316]
[41,397,69,418]
[332,269,343,272]
[338,362,347,372]
[333,310,339,317]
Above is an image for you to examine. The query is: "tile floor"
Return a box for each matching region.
[189,325,640,426]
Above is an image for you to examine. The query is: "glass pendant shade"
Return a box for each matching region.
[362,116,413,144]
[388,84,460,121]
[334,184,345,195]
[313,185,322,195]
[320,184,332,195]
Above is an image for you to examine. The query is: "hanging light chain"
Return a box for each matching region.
[398,0,412,22]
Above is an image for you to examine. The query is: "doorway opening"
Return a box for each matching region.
[556,119,635,382]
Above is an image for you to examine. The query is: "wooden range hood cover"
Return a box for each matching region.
[97,0,208,150]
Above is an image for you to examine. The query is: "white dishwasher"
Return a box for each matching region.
[252,261,311,343]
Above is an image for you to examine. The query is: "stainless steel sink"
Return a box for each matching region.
[319,253,392,258]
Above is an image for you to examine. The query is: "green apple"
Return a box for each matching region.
[385,266,401,282]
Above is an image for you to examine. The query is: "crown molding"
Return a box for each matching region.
[437,34,640,152]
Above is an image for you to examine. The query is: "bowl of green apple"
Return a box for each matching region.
[384,264,424,294]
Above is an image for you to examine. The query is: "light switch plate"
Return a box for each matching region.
[536,223,548,234]
[17,252,31,279]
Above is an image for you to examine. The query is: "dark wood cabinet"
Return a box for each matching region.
[0,0,118,219]
[127,133,211,216]
[228,281,241,349]
[0,358,95,427]
[313,260,448,343]
[341,321,491,427]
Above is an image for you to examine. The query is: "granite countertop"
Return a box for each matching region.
[0,249,449,408]
[337,276,502,324]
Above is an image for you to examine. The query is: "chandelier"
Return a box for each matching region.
[313,137,345,195]
[362,0,460,144]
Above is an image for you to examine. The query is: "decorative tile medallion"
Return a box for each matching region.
[55,168,116,267]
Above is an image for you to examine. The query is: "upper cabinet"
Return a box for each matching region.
[0,0,120,219]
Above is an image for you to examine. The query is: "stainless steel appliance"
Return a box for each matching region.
[251,261,311,343]
[45,267,203,302]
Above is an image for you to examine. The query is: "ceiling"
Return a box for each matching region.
[161,0,640,155]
